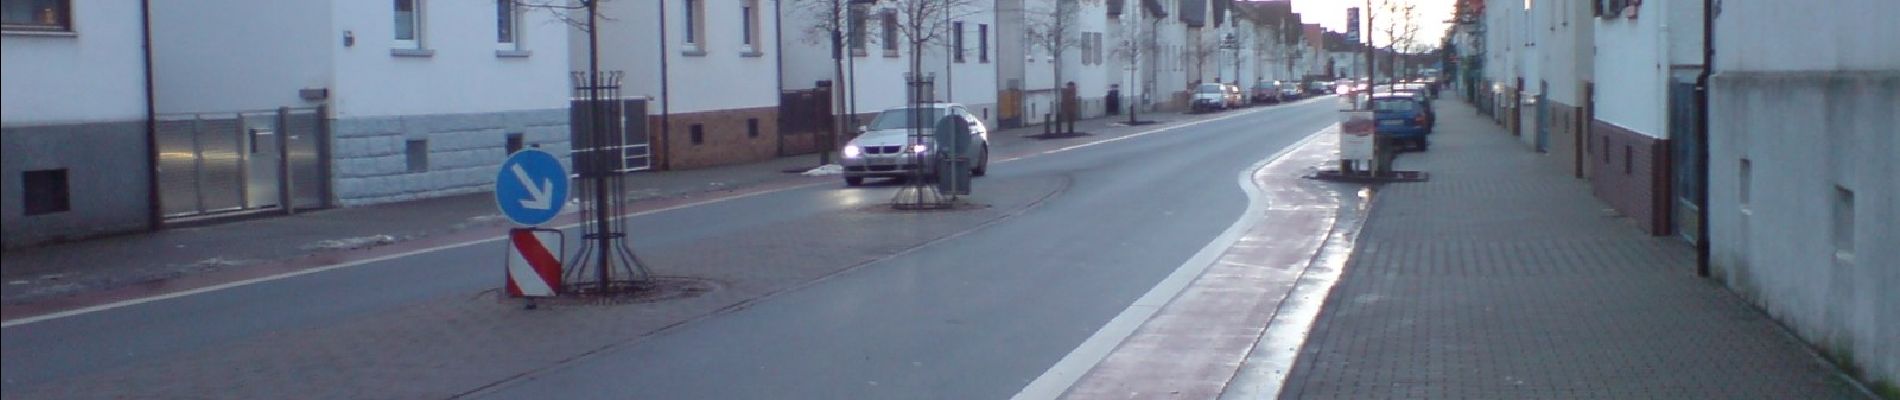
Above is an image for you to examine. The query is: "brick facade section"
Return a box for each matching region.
[1589,119,1671,235]
[1546,101,1586,179]
[648,107,780,170]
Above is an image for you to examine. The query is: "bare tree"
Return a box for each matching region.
[1186,29,1219,85]
[1377,0,1421,79]
[1024,0,1093,93]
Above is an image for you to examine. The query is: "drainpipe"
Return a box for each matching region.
[1694,0,1714,278]
[140,0,162,230]
[659,0,672,170]
[774,0,785,157]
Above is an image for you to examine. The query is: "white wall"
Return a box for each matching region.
[601,0,780,114]
[1,0,147,125]
[149,0,331,115]
[928,2,998,121]
[330,0,569,118]
[1714,0,1900,72]
[1590,7,1666,137]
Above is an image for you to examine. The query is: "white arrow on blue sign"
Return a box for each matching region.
[495,149,569,226]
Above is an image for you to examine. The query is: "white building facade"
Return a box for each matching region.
[1,0,155,246]
[151,0,572,207]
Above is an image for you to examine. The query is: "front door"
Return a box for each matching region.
[1668,74,1704,242]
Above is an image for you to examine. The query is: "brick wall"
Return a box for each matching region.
[1589,119,1671,235]
[648,107,780,170]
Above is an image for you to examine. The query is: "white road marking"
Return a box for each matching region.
[1,99,1335,329]
[1008,126,1331,400]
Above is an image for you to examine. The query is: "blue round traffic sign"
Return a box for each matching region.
[495,149,569,226]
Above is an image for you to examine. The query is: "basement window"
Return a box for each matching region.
[1738,158,1751,211]
[690,124,704,145]
[1833,186,1855,262]
[747,118,760,138]
[406,139,429,172]
[506,132,525,154]
[22,169,71,216]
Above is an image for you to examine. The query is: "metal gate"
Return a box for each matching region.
[777,87,833,156]
[155,107,328,219]
[570,97,652,174]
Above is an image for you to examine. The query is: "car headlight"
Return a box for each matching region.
[843,145,862,158]
[911,144,928,154]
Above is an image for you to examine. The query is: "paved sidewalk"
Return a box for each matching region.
[1275,97,1870,399]
[0,109,1206,306]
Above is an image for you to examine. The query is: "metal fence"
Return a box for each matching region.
[155,107,328,219]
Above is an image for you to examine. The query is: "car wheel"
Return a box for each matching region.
[972,146,989,177]
[844,176,864,186]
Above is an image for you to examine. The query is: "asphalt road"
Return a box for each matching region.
[1,98,1342,399]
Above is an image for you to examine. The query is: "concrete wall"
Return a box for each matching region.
[330,109,569,206]
[1708,72,1899,388]
[1707,1,1899,387]
[1,0,147,125]
[1,0,154,247]
[149,0,332,114]
[0,122,152,248]
[1591,0,1701,139]
[1709,0,1900,72]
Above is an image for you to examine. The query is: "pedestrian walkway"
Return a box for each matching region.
[1275,97,1870,399]
[0,110,1199,307]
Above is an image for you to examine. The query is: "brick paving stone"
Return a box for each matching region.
[1275,96,1869,399]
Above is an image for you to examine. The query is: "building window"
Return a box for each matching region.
[406,139,429,172]
[21,169,70,216]
[1833,186,1855,260]
[496,0,518,50]
[394,0,422,49]
[2,0,70,32]
[953,21,965,63]
[684,0,706,50]
[690,124,705,145]
[848,6,867,55]
[979,24,989,63]
[881,10,899,56]
[741,0,758,49]
[747,118,760,138]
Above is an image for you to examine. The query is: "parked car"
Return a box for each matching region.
[1191,83,1228,113]
[840,103,990,186]
[1222,83,1246,109]
[1278,81,1304,102]
[1369,93,1431,150]
[1390,88,1435,130]
[1252,82,1281,104]
[1306,81,1332,95]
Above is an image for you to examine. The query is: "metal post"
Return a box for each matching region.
[277,107,294,215]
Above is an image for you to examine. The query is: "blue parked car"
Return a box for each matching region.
[1369,93,1432,151]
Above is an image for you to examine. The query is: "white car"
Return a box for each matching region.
[839,103,990,186]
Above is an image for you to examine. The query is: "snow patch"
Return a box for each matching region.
[801,164,845,176]
[301,234,398,251]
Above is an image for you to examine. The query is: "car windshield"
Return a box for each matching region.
[1371,99,1417,111]
[1197,84,1223,94]
[867,108,946,130]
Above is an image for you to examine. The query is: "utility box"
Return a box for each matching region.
[933,116,972,196]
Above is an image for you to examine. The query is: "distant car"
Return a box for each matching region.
[1252,82,1281,104]
[1278,81,1303,102]
[840,103,990,186]
[1191,83,1228,113]
[1370,93,1431,150]
[1222,83,1246,109]
[1306,81,1331,95]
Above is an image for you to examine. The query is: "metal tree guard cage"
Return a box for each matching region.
[563,70,655,296]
